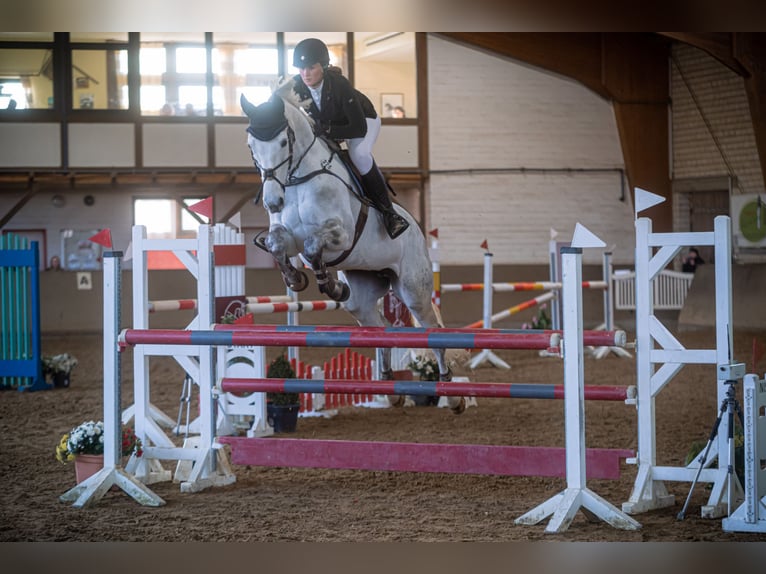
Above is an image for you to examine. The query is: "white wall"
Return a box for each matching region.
[427,35,633,266]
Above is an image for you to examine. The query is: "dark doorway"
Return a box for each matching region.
[685,190,729,263]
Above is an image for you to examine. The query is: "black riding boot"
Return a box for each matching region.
[360,164,410,239]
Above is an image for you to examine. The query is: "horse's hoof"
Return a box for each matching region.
[450,397,466,415]
[288,271,309,292]
[440,369,452,382]
[337,282,351,302]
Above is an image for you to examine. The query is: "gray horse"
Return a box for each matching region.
[241,80,464,413]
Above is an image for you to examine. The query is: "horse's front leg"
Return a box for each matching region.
[303,224,350,302]
[265,223,309,292]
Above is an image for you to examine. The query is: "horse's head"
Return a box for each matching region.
[241,79,315,214]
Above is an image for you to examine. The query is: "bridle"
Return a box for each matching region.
[248,112,371,267]
[251,124,367,212]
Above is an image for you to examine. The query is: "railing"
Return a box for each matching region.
[613,269,695,310]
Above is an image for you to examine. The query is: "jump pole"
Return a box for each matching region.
[514,224,640,532]
[60,251,165,508]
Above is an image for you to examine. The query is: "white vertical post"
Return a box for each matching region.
[103,251,121,469]
[516,226,640,533]
[563,246,586,491]
[468,252,510,369]
[603,251,613,332]
[59,251,165,508]
[723,374,766,533]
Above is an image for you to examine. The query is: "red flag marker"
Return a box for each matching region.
[89,228,113,249]
[429,228,439,239]
[480,239,489,250]
[189,196,213,219]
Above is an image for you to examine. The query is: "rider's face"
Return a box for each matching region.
[299,63,324,89]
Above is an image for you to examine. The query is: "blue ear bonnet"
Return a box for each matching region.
[244,96,288,141]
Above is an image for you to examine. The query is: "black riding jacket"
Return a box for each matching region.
[293,69,377,141]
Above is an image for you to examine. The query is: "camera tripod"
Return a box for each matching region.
[677,378,745,520]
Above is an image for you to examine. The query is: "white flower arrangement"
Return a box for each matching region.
[55,420,142,463]
[65,420,105,457]
[42,353,78,375]
[407,354,439,382]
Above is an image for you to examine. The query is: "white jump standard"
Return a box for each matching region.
[514,224,640,533]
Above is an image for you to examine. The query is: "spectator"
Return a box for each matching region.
[391,105,405,118]
[48,255,62,271]
[681,247,704,273]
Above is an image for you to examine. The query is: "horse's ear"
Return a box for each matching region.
[240,93,257,118]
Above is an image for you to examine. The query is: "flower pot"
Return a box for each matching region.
[266,403,300,433]
[52,372,70,388]
[74,454,103,483]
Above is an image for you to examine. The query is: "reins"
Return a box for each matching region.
[252,116,372,266]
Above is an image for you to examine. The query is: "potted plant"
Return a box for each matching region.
[55,420,143,483]
[407,353,440,406]
[266,354,301,433]
[42,353,78,388]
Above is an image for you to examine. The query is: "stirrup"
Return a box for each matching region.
[384,213,409,239]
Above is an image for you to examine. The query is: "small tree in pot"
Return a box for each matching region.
[266,353,300,432]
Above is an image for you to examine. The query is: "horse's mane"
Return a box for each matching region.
[273,77,316,130]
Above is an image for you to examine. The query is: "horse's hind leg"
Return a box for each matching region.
[339,270,403,407]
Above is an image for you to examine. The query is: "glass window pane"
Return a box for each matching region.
[233,48,278,75]
[1,81,28,110]
[176,47,207,74]
[0,49,54,109]
[213,33,278,117]
[354,32,417,118]
[72,49,129,109]
[140,47,166,75]
[140,85,167,114]
[135,199,173,235]
[178,86,207,115]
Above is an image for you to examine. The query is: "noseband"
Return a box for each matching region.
[251,125,319,204]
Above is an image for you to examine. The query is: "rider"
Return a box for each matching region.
[291,38,409,240]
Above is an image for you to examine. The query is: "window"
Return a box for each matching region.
[353,32,417,118]
[134,197,210,239]
[213,32,279,115]
[71,49,129,109]
[134,196,211,270]
[0,49,54,109]
[139,33,207,116]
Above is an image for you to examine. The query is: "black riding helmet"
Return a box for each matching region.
[293,38,330,68]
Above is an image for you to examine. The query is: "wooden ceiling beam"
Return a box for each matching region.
[434,33,609,98]
[659,32,749,76]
